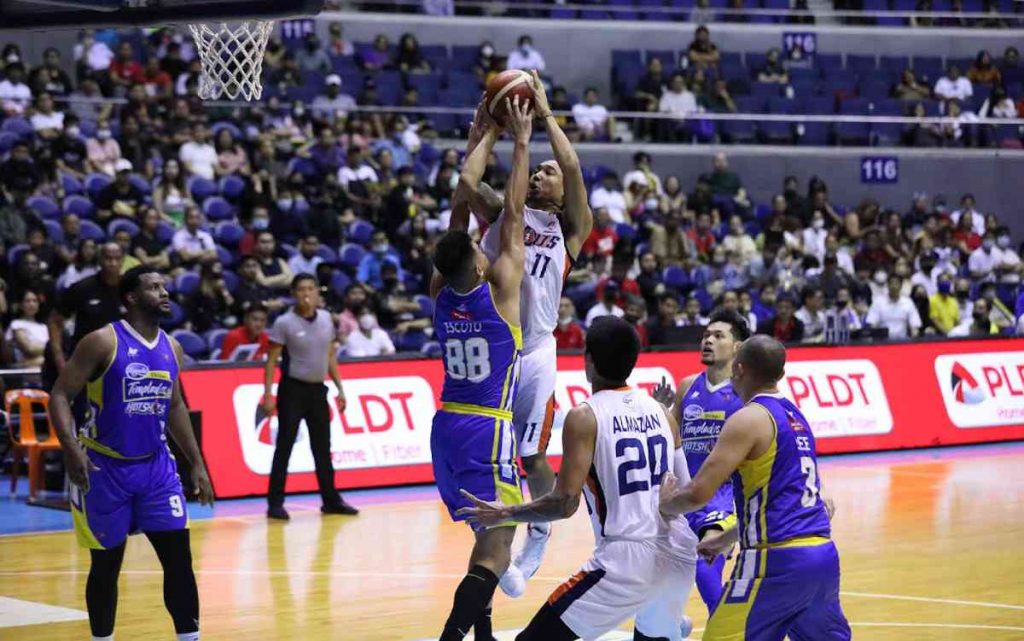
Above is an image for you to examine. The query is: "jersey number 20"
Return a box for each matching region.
[445,338,491,382]
[616,436,669,496]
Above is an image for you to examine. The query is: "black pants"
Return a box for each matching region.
[267,378,339,508]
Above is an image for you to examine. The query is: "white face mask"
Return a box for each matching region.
[873,271,887,284]
[997,235,1011,248]
[358,314,375,331]
[812,218,825,229]
[558,316,572,327]
[65,126,80,138]
[97,129,112,140]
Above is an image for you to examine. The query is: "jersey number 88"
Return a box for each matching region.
[445,338,491,382]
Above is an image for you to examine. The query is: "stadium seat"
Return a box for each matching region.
[60,173,84,196]
[108,219,139,238]
[211,121,243,141]
[85,173,112,201]
[847,55,878,74]
[340,243,367,270]
[156,221,175,244]
[421,341,443,358]
[0,131,19,154]
[27,195,60,220]
[214,221,244,248]
[78,219,105,241]
[63,195,96,219]
[316,245,340,265]
[721,119,758,143]
[219,175,246,201]
[203,328,228,353]
[159,301,185,330]
[414,294,434,319]
[615,223,637,242]
[215,245,235,268]
[187,176,218,203]
[330,270,352,294]
[880,55,911,75]
[663,266,688,292]
[816,54,843,73]
[43,219,63,244]
[171,330,207,360]
[222,270,239,294]
[348,219,375,246]
[202,196,234,222]
[395,330,428,353]
[175,272,201,297]
[129,174,152,196]
[7,243,29,267]
[760,120,795,144]
[0,117,33,140]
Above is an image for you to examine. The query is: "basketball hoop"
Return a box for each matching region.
[188,20,274,101]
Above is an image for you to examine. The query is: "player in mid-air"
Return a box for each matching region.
[467,70,594,597]
[430,95,532,641]
[652,309,750,632]
[660,335,851,641]
[460,317,697,641]
[49,266,214,641]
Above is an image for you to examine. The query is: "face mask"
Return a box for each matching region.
[873,271,887,284]
[645,197,658,210]
[97,129,111,140]
[294,107,305,117]
[481,46,494,57]
[973,313,988,326]
[812,219,824,229]
[448,172,459,190]
[624,314,639,324]
[252,217,269,230]
[836,299,849,309]
[956,290,969,301]
[358,314,375,331]
[277,199,293,211]
[982,239,995,251]
[938,281,952,294]
[520,44,530,54]
[558,316,572,327]
[66,126,80,137]
[997,236,1010,248]
[373,243,389,254]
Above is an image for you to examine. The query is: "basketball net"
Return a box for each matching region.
[188,20,274,101]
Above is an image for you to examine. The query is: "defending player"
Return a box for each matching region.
[460,317,697,641]
[660,336,851,641]
[468,71,594,596]
[651,310,749,623]
[430,95,532,641]
[49,266,214,641]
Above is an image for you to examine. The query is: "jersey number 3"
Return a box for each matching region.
[445,337,491,382]
[800,456,820,507]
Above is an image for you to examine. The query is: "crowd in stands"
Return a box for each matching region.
[0,26,1021,372]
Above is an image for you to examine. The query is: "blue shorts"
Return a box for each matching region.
[704,540,851,641]
[685,483,736,538]
[70,447,188,550]
[430,410,524,531]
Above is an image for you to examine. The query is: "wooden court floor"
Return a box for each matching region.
[1,444,1023,640]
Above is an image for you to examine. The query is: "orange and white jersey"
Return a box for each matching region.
[482,206,569,355]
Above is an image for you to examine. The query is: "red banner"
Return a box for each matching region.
[182,338,1024,499]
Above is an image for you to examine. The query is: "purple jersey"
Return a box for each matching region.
[82,320,178,459]
[680,372,744,478]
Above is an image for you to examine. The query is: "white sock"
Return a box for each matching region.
[92,636,113,641]
[176,633,199,641]
[530,522,551,536]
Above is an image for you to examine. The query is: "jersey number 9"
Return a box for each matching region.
[445,338,491,382]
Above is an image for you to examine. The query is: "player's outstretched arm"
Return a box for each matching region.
[489,96,531,322]
[458,100,504,225]
[48,327,114,492]
[167,338,214,506]
[458,403,597,528]
[531,70,593,260]
[660,405,761,517]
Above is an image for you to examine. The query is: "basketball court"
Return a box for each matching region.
[2,443,1022,640]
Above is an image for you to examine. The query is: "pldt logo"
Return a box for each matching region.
[254,405,306,446]
[949,361,985,405]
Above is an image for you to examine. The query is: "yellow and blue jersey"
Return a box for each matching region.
[732,393,832,549]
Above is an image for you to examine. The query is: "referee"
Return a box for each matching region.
[261,274,359,520]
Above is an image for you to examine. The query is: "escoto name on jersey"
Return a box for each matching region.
[934,352,1024,429]
[233,376,436,475]
[778,359,893,438]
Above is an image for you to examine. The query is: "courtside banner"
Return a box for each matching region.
[182,338,1024,498]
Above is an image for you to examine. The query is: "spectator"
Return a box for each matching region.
[708,152,747,209]
[597,258,642,307]
[948,296,999,337]
[752,283,777,322]
[825,287,862,336]
[54,213,81,270]
[757,296,805,342]
[358,230,404,290]
[757,49,790,84]
[590,172,628,224]
[585,280,625,326]
[153,158,191,226]
[623,295,650,346]
[214,128,251,177]
[951,194,986,236]
[968,231,1000,281]
[73,29,115,78]
[52,118,89,178]
[141,57,173,98]
[802,209,829,261]
[345,310,396,358]
[57,238,99,290]
[30,47,73,97]
[506,35,546,72]
[749,244,784,288]
[689,175,717,217]
[383,166,436,238]
[936,99,979,146]
[187,261,235,333]
[635,251,665,313]
[979,86,1017,118]
[929,274,960,334]
[6,289,49,367]
[395,33,431,73]
[854,230,891,275]
[910,251,941,296]
[172,206,218,269]
[326,21,354,57]
[934,65,973,102]
[633,59,666,141]
[687,26,721,70]
[623,151,664,195]
[722,0,749,22]
[312,75,357,125]
[96,159,145,222]
[0,62,31,115]
[296,33,331,74]
[220,303,270,360]
[646,293,682,346]
[572,87,616,141]
[721,214,757,263]
[132,208,172,271]
[472,41,499,83]
[0,142,39,193]
[581,208,619,271]
[289,234,325,276]
[179,123,218,180]
[554,296,586,350]
[659,74,699,141]
[252,230,294,291]
[86,119,123,176]
[0,189,36,246]
[376,262,429,332]
[994,227,1021,284]
[795,286,826,342]
[234,256,283,316]
[967,50,1002,87]
[157,39,189,80]
[690,0,717,24]
[29,93,64,140]
[867,275,922,339]
[360,34,392,71]
[687,211,716,260]
[680,294,709,326]
[703,78,737,114]
[337,283,376,343]
[893,69,930,101]
[978,281,1015,329]
[109,42,145,91]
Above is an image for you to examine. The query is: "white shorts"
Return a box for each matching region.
[513,342,557,458]
[553,539,696,641]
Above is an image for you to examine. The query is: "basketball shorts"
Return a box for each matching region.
[513,343,558,458]
[550,539,696,641]
[430,410,524,532]
[70,447,188,550]
[686,482,737,539]
[704,540,851,641]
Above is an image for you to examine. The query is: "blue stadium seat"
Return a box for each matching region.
[840,97,871,114]
[421,341,443,358]
[797,122,831,146]
[85,173,112,201]
[7,243,29,267]
[330,270,352,294]
[395,330,428,353]
[879,55,911,75]
[859,79,892,100]
[129,174,152,196]
[612,49,644,68]
[835,121,870,145]
[340,243,367,270]
[871,123,903,146]
[768,96,799,113]
[215,221,245,247]
[222,271,239,294]
[202,196,234,222]
[175,272,201,297]
[647,49,676,66]
[61,173,84,196]
[415,294,434,319]
[286,157,318,180]
[872,99,904,115]
[0,117,33,140]
[219,175,246,201]
[760,120,794,144]
[734,96,765,113]
[187,176,218,203]
[108,219,139,238]
[802,96,835,114]
[745,53,767,75]
[816,54,843,73]
[787,67,819,83]
[27,195,60,220]
[0,131,19,154]
[280,243,298,259]
[348,219,375,246]
[912,56,944,83]
[751,82,782,100]
[419,44,448,66]
[615,223,637,242]
[788,77,819,98]
[172,330,207,359]
[407,73,443,103]
[204,328,228,354]
[63,195,96,219]
[847,55,877,74]
[156,221,175,244]
[609,0,640,20]
[43,219,63,244]
[450,45,479,72]
[79,219,105,241]
[316,245,339,265]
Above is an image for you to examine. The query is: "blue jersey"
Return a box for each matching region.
[434,283,522,416]
[83,320,178,459]
[733,394,832,548]
[680,372,744,479]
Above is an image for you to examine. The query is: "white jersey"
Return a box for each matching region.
[482,206,569,354]
[582,388,697,551]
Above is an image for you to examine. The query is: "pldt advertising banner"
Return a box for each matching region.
[180,339,1024,498]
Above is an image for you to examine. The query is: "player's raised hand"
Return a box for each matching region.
[192,464,215,507]
[530,70,551,118]
[652,376,676,410]
[505,95,533,143]
[456,489,510,528]
[468,94,497,148]
[65,444,99,493]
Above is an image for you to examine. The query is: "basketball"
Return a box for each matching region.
[484,69,536,124]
